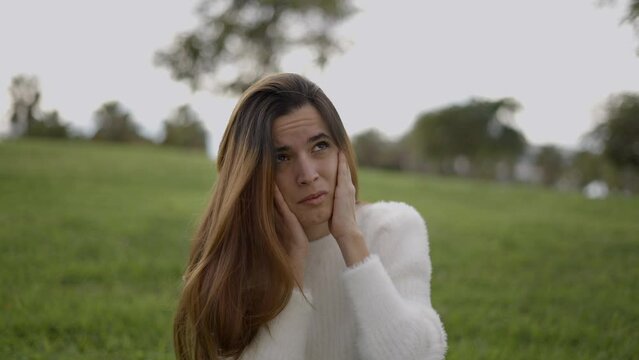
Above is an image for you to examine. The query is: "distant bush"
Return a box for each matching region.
[161,105,207,150]
[352,129,406,170]
[92,101,149,143]
[26,111,70,139]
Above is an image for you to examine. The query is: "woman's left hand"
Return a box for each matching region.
[330,151,370,266]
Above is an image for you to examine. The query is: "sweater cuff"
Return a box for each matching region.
[342,254,406,325]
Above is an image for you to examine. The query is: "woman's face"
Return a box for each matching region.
[272,103,338,238]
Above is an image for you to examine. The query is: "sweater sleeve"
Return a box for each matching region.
[342,203,447,360]
[238,288,313,360]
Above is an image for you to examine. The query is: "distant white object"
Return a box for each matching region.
[453,155,470,175]
[583,180,609,199]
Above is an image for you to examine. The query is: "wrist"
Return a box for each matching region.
[336,231,370,267]
[334,228,363,244]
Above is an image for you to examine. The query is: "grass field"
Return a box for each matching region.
[1,139,637,359]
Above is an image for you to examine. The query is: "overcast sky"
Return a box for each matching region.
[1,0,638,156]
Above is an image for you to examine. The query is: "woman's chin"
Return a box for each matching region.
[299,208,333,230]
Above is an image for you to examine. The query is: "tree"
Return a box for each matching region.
[535,145,565,186]
[584,92,639,193]
[407,98,527,178]
[92,101,145,143]
[352,129,386,168]
[588,93,639,171]
[600,0,639,51]
[27,111,70,138]
[8,75,40,137]
[162,105,207,150]
[155,0,355,93]
[627,0,639,22]
[352,129,405,170]
[8,74,71,139]
[614,0,639,30]
[568,150,619,188]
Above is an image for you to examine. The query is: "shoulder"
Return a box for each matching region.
[357,201,427,233]
[356,201,429,251]
[355,201,432,280]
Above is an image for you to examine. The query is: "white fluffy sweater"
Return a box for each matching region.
[239,201,447,359]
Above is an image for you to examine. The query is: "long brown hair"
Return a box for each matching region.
[173,73,358,359]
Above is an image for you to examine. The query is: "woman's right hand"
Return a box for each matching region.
[274,185,309,287]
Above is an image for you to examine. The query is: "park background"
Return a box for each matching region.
[1,0,638,358]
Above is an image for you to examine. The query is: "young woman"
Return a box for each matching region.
[173,73,447,360]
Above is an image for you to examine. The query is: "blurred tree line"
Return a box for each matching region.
[352,93,639,194]
[7,75,208,151]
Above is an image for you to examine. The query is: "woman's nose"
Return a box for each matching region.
[296,156,319,185]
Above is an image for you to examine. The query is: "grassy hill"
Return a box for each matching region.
[1,139,637,359]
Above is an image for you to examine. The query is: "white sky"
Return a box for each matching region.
[1,0,638,156]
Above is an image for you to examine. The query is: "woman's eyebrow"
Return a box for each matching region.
[308,132,331,143]
[275,133,331,152]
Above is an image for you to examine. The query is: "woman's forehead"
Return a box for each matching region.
[272,105,329,145]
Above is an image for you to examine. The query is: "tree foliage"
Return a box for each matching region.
[155,0,355,93]
[408,98,527,170]
[352,129,405,170]
[8,75,41,137]
[28,111,70,138]
[535,145,565,186]
[600,0,639,51]
[353,128,386,168]
[92,102,146,143]
[588,93,639,171]
[8,74,70,138]
[162,105,207,150]
[568,150,619,188]
[627,0,639,21]
[616,0,639,27]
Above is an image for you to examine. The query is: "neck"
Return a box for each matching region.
[305,222,330,242]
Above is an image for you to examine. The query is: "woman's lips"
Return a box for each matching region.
[299,191,328,205]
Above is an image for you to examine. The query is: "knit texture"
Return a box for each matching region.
[239,201,447,359]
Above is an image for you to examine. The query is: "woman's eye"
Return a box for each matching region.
[312,141,330,152]
[276,153,289,162]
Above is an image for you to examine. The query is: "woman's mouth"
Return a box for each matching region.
[299,191,328,205]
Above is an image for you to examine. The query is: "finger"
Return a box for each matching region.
[337,151,347,188]
[274,185,289,215]
[274,185,299,224]
[337,152,354,195]
[274,186,292,235]
[341,151,353,184]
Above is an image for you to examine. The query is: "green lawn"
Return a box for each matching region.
[1,139,637,359]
